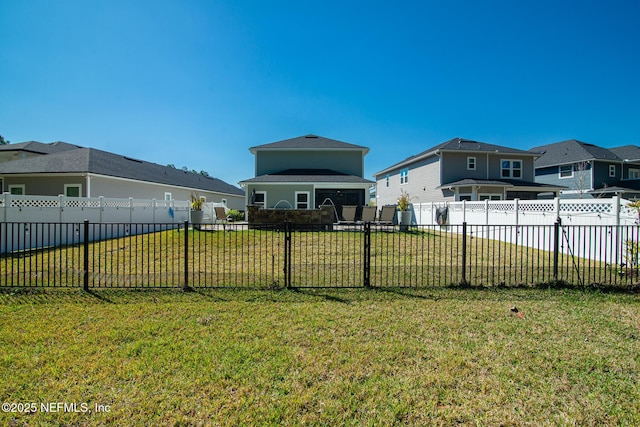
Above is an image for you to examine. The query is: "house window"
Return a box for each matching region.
[295,191,310,209]
[458,194,472,201]
[501,160,522,178]
[467,157,476,170]
[9,185,25,195]
[253,191,266,208]
[559,164,574,178]
[385,175,389,188]
[400,169,409,184]
[64,184,81,197]
[609,165,616,177]
[629,169,640,180]
[0,178,3,192]
[479,194,502,201]
[164,192,172,201]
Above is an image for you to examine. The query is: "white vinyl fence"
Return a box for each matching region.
[0,194,234,253]
[408,197,639,265]
[0,193,191,224]
[411,196,638,227]
[0,194,189,254]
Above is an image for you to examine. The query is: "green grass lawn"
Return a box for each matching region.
[1,287,638,426]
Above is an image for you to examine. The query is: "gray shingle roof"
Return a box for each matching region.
[0,141,80,155]
[0,142,244,196]
[435,138,537,155]
[240,169,374,184]
[609,145,640,161]
[250,134,369,153]
[374,137,536,177]
[529,139,622,168]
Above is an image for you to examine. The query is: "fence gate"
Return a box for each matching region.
[284,222,367,288]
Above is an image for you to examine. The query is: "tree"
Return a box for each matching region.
[0,134,9,145]
[573,161,590,199]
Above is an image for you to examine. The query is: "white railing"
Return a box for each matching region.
[0,193,190,224]
[410,196,638,226]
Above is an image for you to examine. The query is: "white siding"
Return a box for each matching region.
[375,155,450,206]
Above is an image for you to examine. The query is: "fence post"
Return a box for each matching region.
[363,222,371,287]
[462,200,467,223]
[431,202,434,225]
[1,193,6,222]
[553,219,561,281]
[184,220,190,291]
[284,221,292,288]
[59,194,65,223]
[461,222,467,284]
[484,199,489,225]
[83,219,89,291]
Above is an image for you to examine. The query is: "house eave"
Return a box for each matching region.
[437,180,566,193]
[437,149,540,157]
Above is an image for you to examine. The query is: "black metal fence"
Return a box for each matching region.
[1,220,639,289]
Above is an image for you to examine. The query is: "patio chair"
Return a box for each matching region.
[214,206,231,230]
[361,206,377,223]
[339,205,358,224]
[376,205,396,227]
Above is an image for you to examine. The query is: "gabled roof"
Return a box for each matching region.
[249,134,369,154]
[609,145,640,162]
[374,137,536,177]
[529,139,622,168]
[239,168,374,184]
[0,142,244,196]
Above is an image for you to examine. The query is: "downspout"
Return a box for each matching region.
[438,151,443,190]
[486,153,490,180]
[86,174,91,197]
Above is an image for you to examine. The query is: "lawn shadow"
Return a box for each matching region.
[372,287,440,300]
[85,289,116,303]
[290,287,353,304]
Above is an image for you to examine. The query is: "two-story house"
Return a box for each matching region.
[530,140,640,199]
[374,137,563,205]
[239,134,374,217]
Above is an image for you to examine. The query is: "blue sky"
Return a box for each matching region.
[1,0,639,187]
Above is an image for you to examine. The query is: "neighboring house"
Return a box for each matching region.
[530,139,640,199]
[0,141,245,209]
[239,134,374,216]
[374,137,563,205]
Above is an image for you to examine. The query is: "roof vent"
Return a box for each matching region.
[124,156,143,163]
[305,135,318,139]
